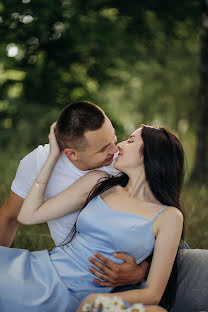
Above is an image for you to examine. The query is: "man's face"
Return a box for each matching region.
[74,117,118,170]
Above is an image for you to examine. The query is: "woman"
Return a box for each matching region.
[0,123,184,312]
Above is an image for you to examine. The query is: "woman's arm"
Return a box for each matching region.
[17,123,107,225]
[79,207,183,306]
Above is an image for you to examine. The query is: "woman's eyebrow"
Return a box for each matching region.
[129,135,136,139]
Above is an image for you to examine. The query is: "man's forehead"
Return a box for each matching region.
[84,120,115,151]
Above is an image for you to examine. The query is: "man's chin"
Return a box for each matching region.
[103,157,114,166]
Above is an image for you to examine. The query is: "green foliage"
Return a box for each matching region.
[183,185,208,249]
[0,147,29,207]
[0,0,200,151]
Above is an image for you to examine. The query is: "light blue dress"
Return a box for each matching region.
[0,196,168,312]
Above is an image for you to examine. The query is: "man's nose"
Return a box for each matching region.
[110,144,118,154]
[116,142,123,149]
[113,144,119,153]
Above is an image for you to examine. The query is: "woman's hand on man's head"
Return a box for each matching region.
[48,122,61,159]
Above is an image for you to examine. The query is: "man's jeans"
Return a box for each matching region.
[112,246,208,311]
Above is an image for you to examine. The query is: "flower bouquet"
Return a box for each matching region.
[82,295,145,312]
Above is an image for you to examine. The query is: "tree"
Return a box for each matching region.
[1,0,206,185]
[190,0,208,183]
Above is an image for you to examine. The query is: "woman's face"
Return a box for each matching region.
[114,128,144,172]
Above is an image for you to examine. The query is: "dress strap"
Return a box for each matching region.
[152,205,169,222]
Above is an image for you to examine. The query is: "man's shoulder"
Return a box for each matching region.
[32,143,50,158]
[21,144,49,167]
[11,144,50,198]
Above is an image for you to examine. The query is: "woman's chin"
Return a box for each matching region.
[114,159,122,171]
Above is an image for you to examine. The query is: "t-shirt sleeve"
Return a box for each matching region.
[11,145,49,199]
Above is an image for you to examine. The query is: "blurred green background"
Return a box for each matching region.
[0,0,207,251]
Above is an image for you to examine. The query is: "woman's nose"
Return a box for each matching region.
[117,142,124,150]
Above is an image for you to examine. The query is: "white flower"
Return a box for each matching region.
[109,296,125,310]
[128,303,146,312]
[82,302,93,312]
[82,295,145,312]
[94,295,111,309]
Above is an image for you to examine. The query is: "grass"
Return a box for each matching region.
[182,184,208,249]
[11,223,55,251]
[0,148,207,251]
[0,146,55,251]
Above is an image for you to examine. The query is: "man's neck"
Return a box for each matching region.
[65,155,91,171]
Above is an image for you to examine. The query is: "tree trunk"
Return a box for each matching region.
[190,0,208,184]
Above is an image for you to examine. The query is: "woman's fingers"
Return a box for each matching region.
[48,121,61,158]
[49,122,57,137]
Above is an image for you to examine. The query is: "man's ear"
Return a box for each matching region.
[64,148,78,161]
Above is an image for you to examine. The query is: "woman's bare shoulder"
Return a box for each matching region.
[164,206,183,217]
[160,206,184,227]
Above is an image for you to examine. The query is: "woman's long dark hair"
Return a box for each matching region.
[84,125,185,311]
[141,125,185,310]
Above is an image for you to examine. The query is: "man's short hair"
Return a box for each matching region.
[56,101,105,150]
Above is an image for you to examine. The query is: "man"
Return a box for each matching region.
[0,101,148,284]
[0,101,207,311]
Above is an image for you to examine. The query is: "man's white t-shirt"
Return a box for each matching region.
[11,144,119,246]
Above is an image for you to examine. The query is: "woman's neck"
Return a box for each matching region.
[124,169,160,205]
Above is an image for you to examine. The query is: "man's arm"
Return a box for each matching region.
[1,144,48,246]
[0,191,24,247]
